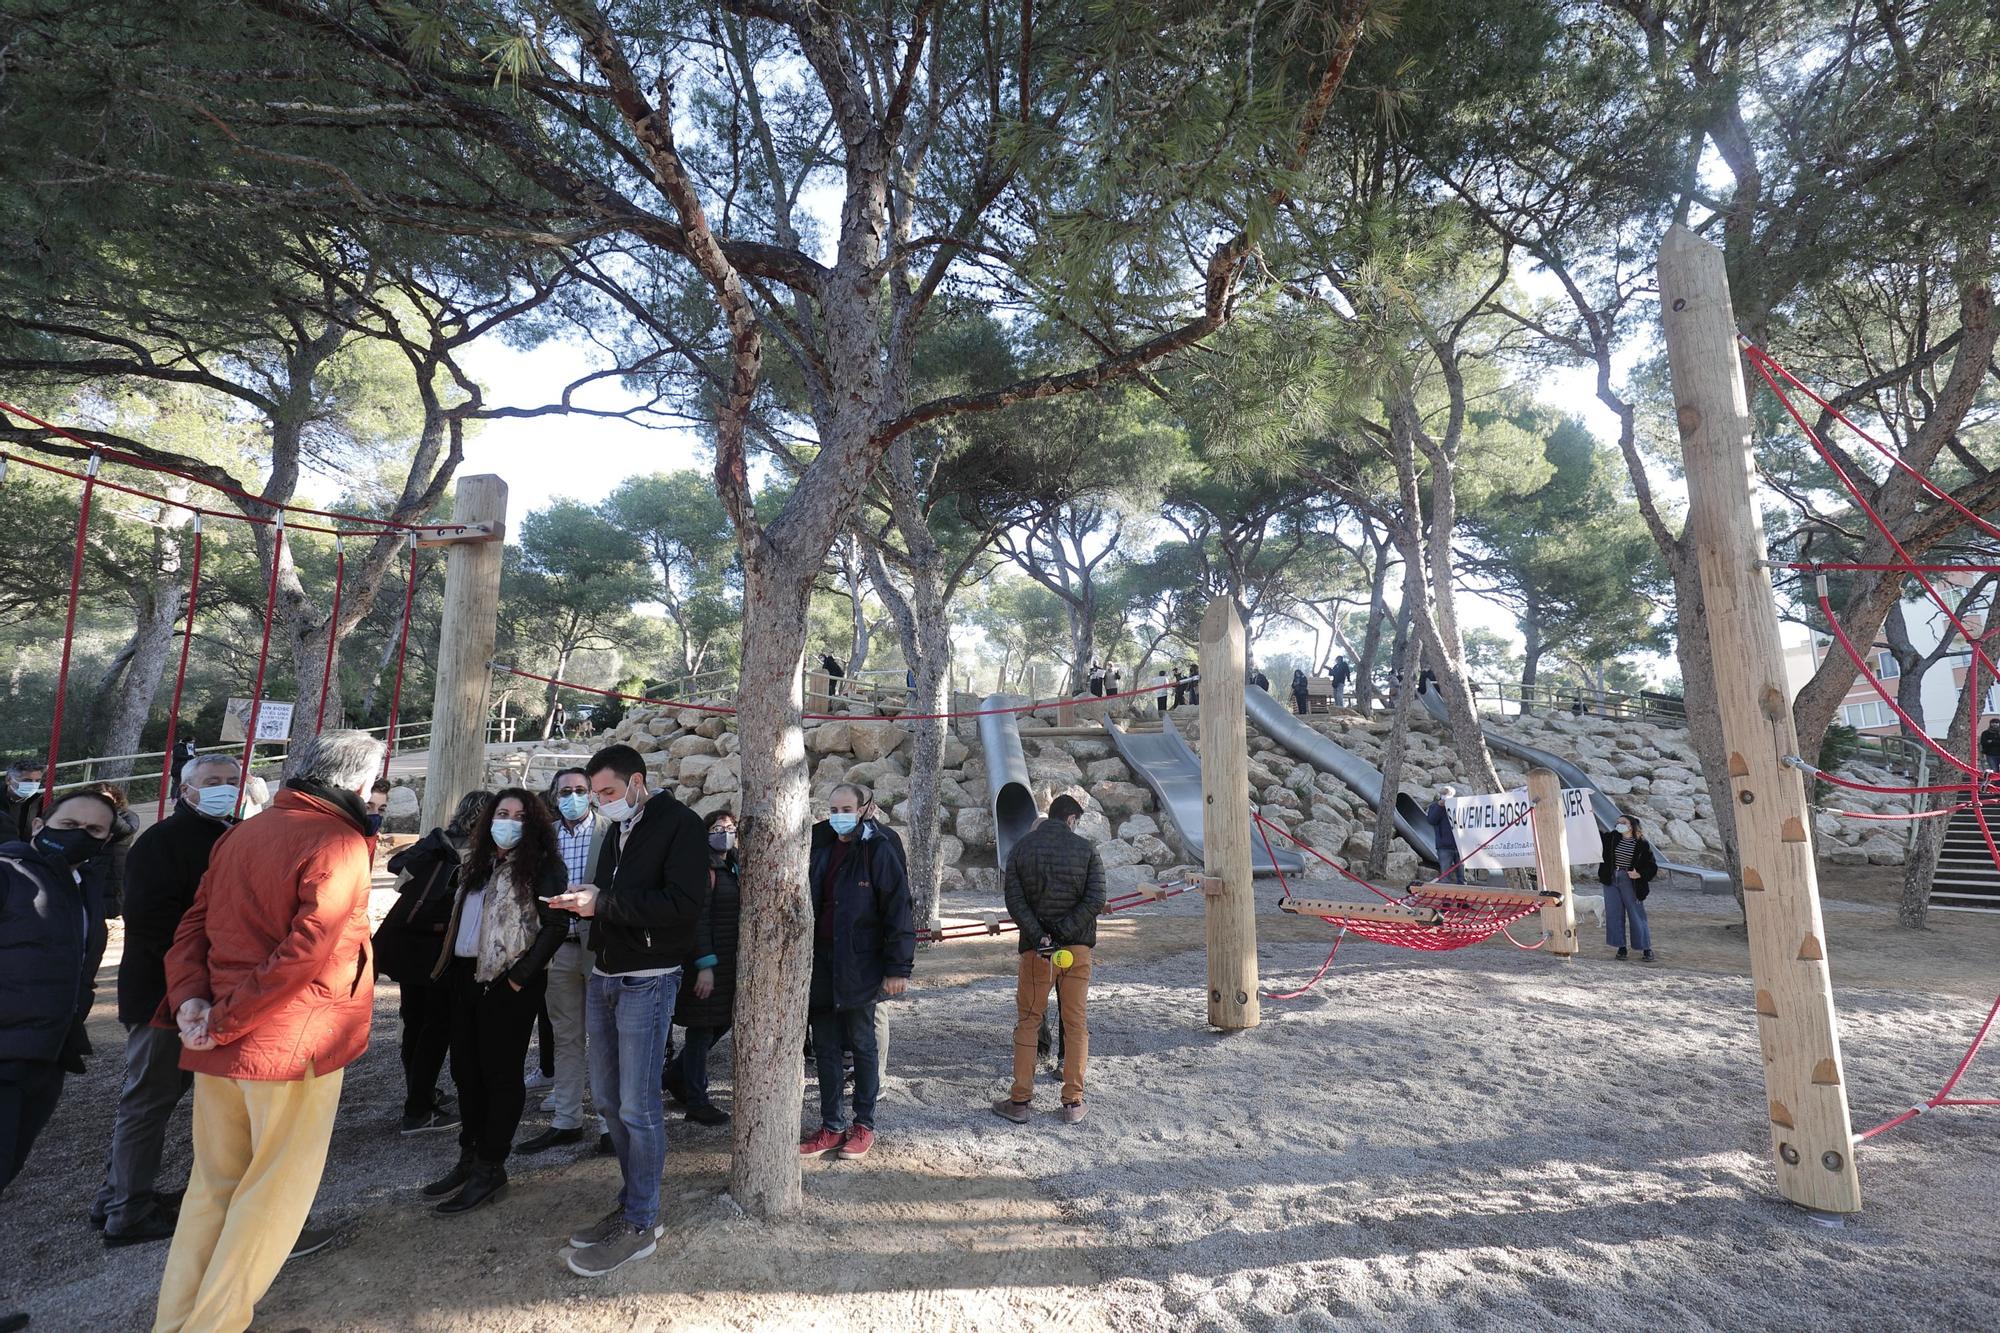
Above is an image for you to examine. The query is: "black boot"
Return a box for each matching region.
[435,1161,508,1215]
[422,1150,474,1198]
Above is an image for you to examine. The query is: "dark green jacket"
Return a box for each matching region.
[1002,818,1107,952]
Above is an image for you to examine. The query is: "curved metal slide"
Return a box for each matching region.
[1243,687,1439,866]
[1418,689,1733,892]
[1099,715,1303,873]
[978,694,1041,871]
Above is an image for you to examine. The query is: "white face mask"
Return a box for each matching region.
[10,780,41,800]
[597,778,640,822]
[1616,824,1632,837]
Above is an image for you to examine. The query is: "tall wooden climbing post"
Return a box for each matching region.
[1198,598,1259,1030]
[422,474,507,830]
[1660,225,1862,1214]
[1525,767,1578,959]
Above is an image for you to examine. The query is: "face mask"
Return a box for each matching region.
[597,779,639,823]
[10,780,41,800]
[828,812,859,837]
[708,828,736,853]
[557,792,590,822]
[1616,824,1632,837]
[365,813,385,835]
[193,785,240,818]
[491,819,524,849]
[33,826,105,867]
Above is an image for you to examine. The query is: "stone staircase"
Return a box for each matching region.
[1932,802,2000,913]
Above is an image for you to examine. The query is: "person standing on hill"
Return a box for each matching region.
[1087,660,1105,697]
[820,653,846,697]
[992,794,1106,1126]
[1425,786,1463,885]
[1291,668,1311,715]
[1328,655,1352,708]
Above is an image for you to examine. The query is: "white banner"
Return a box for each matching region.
[1444,786,1600,871]
[221,698,295,743]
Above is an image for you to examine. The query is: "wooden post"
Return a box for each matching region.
[1525,766,1577,958]
[806,671,829,712]
[421,475,507,830]
[1198,598,1259,1030]
[1660,224,1862,1214]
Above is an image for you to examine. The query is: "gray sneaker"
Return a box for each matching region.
[568,1207,628,1249]
[566,1222,660,1277]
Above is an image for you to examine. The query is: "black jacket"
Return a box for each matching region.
[0,839,107,1067]
[1329,659,1352,686]
[116,805,232,1026]
[807,827,915,1011]
[375,829,464,984]
[590,793,707,975]
[429,853,571,987]
[1982,727,2000,762]
[1425,800,1460,852]
[675,854,741,1029]
[1597,832,1660,887]
[1003,818,1107,951]
[0,788,34,844]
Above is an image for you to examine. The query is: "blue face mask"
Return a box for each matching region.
[557,792,590,822]
[191,785,240,818]
[491,819,524,849]
[828,812,859,837]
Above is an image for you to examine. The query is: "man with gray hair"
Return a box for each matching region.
[1,758,45,842]
[153,729,385,1333]
[90,754,242,1246]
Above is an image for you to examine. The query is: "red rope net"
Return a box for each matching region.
[1747,340,1998,1144]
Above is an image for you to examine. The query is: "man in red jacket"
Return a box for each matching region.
[152,729,385,1333]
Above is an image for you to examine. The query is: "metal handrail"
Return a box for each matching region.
[49,719,437,795]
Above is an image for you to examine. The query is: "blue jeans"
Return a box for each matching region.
[810,1005,880,1133]
[587,970,678,1229]
[1606,872,1651,951]
[673,1024,729,1109]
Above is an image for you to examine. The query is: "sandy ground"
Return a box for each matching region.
[3,869,1996,1332]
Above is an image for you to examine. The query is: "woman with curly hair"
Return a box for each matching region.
[421,787,570,1214]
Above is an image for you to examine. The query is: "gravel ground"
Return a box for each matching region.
[2,880,1995,1331]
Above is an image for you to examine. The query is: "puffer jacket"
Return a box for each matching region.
[1002,817,1107,952]
[163,785,375,1080]
[0,839,107,1066]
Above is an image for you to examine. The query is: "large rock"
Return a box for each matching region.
[1663,817,1704,849]
[1861,835,1906,866]
[1089,780,1151,819]
[1077,810,1113,842]
[955,806,994,850]
[646,715,675,737]
[939,777,980,810]
[1261,785,1303,812]
[668,733,718,759]
[1648,794,1698,822]
[938,834,965,869]
[942,734,970,769]
[848,721,909,763]
[694,716,729,739]
[1292,820,1349,854]
[1062,737,1112,762]
[1084,758,1129,783]
[1027,751,1084,785]
[844,758,900,787]
[1098,840,1144,870]
[385,785,421,818]
[678,753,721,785]
[1105,864,1158,892]
[1117,814,1160,840]
[694,792,735,818]
[810,721,854,755]
[964,867,1003,896]
[702,755,741,795]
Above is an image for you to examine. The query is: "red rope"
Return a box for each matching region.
[1817,589,1980,778]
[381,535,420,777]
[0,402,421,531]
[233,519,286,818]
[0,449,379,538]
[1264,929,1347,1000]
[154,516,205,820]
[1857,992,2000,1143]
[491,661,1181,723]
[40,455,99,815]
[314,539,344,734]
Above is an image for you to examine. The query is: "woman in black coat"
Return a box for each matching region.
[422,787,570,1214]
[666,808,740,1126]
[1597,813,1660,962]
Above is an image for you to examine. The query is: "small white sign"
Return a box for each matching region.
[1445,786,1599,870]
[221,698,295,743]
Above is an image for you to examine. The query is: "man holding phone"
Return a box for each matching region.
[543,745,704,1279]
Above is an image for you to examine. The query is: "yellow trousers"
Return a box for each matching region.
[153,1067,344,1333]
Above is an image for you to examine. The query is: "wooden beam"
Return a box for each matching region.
[1407,883,1555,907]
[1199,599,1259,1030]
[421,475,506,831]
[1661,224,1861,1214]
[1279,897,1445,927]
[411,519,504,548]
[1526,767,1579,958]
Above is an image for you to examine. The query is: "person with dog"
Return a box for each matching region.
[1598,813,1659,962]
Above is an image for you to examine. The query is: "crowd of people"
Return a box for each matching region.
[0,715,1123,1331]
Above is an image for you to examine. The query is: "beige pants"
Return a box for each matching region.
[154,1066,344,1333]
[1010,946,1092,1106]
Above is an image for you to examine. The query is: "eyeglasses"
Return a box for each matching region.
[556,785,589,796]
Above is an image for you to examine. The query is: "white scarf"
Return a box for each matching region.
[475,859,541,984]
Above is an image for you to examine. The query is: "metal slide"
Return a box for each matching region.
[1418,689,1733,892]
[1099,715,1304,873]
[1243,686,1439,866]
[977,694,1041,871]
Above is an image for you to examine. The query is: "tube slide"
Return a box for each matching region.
[1243,687,1439,866]
[1099,715,1304,873]
[978,694,1041,872]
[1418,689,1733,892]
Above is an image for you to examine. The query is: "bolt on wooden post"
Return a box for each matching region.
[1660,224,1862,1214]
[1197,598,1259,1030]
[1526,766,1578,958]
[421,474,507,831]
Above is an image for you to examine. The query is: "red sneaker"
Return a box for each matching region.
[835,1126,875,1159]
[799,1127,844,1156]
